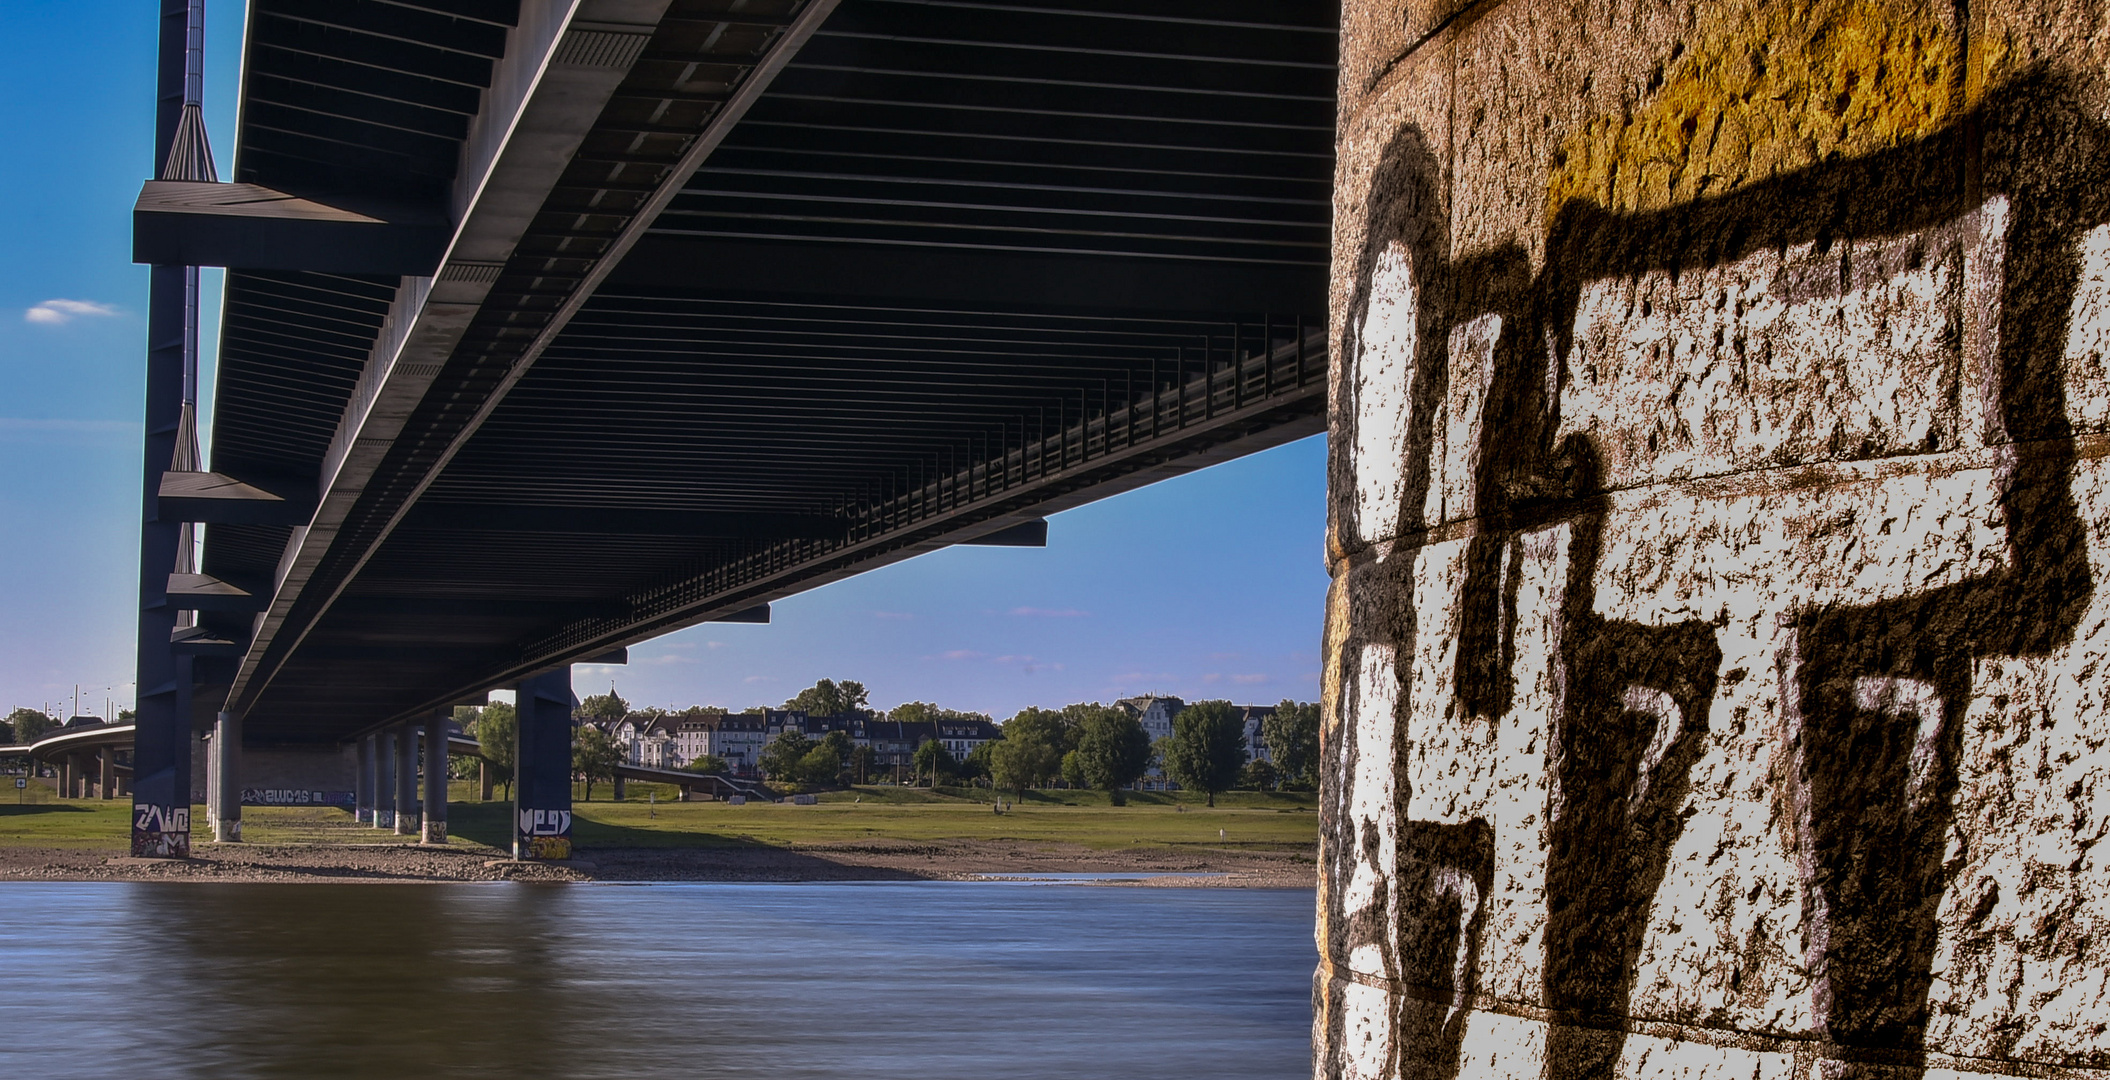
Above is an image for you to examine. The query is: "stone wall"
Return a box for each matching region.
[1318,1,2110,1078]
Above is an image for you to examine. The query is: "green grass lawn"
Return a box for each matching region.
[0,786,1319,853]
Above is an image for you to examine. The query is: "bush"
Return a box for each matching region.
[797,744,843,787]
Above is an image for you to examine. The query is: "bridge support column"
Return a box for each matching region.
[421,711,447,845]
[513,668,573,861]
[211,710,240,842]
[128,0,206,859]
[98,749,114,800]
[393,721,418,836]
[58,755,74,799]
[612,775,625,801]
[203,731,218,829]
[374,729,396,830]
[355,734,374,824]
[479,758,493,802]
[1318,3,2110,1077]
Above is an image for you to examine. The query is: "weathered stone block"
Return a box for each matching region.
[1321,0,2110,1077]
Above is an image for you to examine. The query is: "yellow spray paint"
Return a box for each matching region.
[1546,0,1973,220]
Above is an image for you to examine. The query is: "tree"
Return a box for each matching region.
[1161,700,1246,807]
[890,701,994,725]
[797,745,843,787]
[1004,706,1080,758]
[1059,749,1086,788]
[912,738,956,787]
[573,723,622,801]
[813,730,855,785]
[580,688,630,723]
[849,744,878,784]
[784,679,869,716]
[960,740,998,783]
[1072,706,1152,804]
[988,735,1060,802]
[759,730,814,782]
[472,702,517,801]
[680,754,730,775]
[6,708,56,744]
[1264,700,1321,789]
[1239,758,1280,792]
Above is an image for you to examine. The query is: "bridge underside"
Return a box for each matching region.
[180,0,1337,743]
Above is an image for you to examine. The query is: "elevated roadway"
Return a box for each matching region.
[130,0,1337,854]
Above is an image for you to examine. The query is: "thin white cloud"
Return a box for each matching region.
[994,655,1059,674]
[1009,606,1088,618]
[0,418,138,438]
[743,675,773,684]
[25,299,120,325]
[1230,674,1270,685]
[936,649,986,661]
[1111,671,1175,684]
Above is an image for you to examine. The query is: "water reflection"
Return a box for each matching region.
[0,882,1313,1079]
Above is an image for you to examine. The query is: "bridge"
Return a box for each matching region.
[1,722,134,801]
[125,0,1336,859]
[92,0,2110,1075]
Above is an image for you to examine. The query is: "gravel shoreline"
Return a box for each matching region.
[0,839,1315,888]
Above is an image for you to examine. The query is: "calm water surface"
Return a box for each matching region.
[0,880,1314,1078]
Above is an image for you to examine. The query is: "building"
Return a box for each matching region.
[763,709,866,742]
[933,717,1000,762]
[860,719,932,777]
[691,712,769,776]
[1236,705,1276,764]
[1113,696,1186,743]
[609,713,671,768]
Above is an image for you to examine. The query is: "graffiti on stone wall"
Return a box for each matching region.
[132,803,191,858]
[240,788,355,807]
[518,808,573,861]
[1322,71,2107,1080]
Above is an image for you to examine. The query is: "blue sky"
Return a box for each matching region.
[0,1,1331,722]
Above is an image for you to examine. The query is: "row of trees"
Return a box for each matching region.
[578,681,996,728]
[4,707,58,745]
[732,692,1321,805]
[465,701,631,802]
[471,678,1321,804]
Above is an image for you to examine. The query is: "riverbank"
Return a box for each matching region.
[0,836,1312,886]
[0,789,1318,886]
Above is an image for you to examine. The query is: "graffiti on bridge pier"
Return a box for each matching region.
[132,803,191,858]
[240,789,355,808]
[518,808,573,861]
[1320,65,2108,1080]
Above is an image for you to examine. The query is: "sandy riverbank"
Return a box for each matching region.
[0,838,1315,887]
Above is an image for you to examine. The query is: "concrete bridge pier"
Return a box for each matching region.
[98,748,114,801]
[420,711,447,845]
[374,729,395,830]
[393,721,418,836]
[514,668,573,861]
[1319,1,2110,1077]
[355,734,374,825]
[203,732,216,829]
[211,711,240,842]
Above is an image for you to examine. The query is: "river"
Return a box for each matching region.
[0,880,1315,1078]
